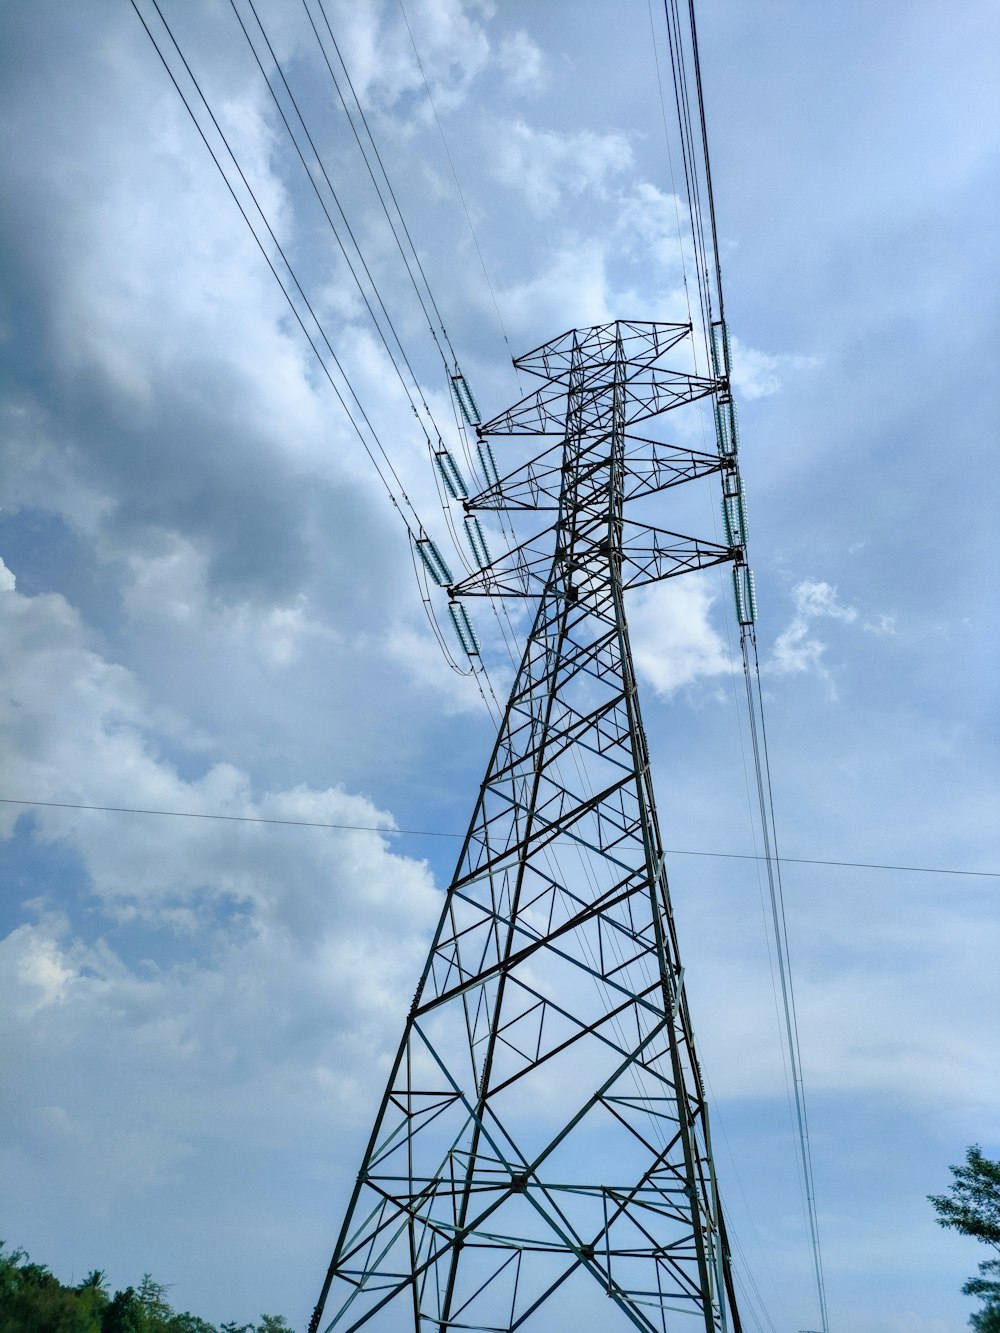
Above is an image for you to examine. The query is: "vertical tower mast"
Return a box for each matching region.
[310,321,749,1333]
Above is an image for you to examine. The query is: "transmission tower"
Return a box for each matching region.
[309,320,751,1333]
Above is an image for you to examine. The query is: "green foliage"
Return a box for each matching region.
[971,1306,1000,1333]
[930,1146,1000,1330]
[168,1315,218,1333]
[0,1240,288,1333]
[137,1274,174,1326]
[930,1146,1000,1247]
[966,1258,1000,1303]
[102,1288,145,1333]
[0,1240,102,1333]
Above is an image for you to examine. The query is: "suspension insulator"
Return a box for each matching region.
[435,449,468,500]
[722,484,749,546]
[448,600,480,656]
[416,536,453,587]
[732,565,757,626]
[464,515,492,568]
[714,397,739,457]
[451,373,481,427]
[477,440,500,488]
[710,319,732,379]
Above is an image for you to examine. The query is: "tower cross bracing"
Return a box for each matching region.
[310,320,746,1333]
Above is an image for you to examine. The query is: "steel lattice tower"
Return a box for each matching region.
[310,320,750,1333]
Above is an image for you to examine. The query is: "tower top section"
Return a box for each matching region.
[512,320,696,382]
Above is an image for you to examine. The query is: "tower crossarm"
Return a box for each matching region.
[449,520,735,599]
[618,522,739,590]
[478,365,718,438]
[466,436,727,513]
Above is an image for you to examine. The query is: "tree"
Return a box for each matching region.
[0,1243,95,1333]
[930,1146,1000,1328]
[101,1287,145,1333]
[0,1240,290,1333]
[167,1315,217,1333]
[0,1245,26,1307]
[137,1273,175,1328]
[76,1271,110,1328]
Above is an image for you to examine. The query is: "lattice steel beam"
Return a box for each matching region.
[309,321,746,1333]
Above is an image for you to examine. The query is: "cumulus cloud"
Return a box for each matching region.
[614,181,692,278]
[0,565,428,914]
[0,0,491,762]
[2,2,997,1328]
[328,0,491,118]
[770,578,859,686]
[498,30,547,97]
[491,119,633,216]
[0,562,441,1222]
[629,574,731,696]
[494,179,700,339]
[0,839,438,1201]
[500,235,614,330]
[729,335,819,400]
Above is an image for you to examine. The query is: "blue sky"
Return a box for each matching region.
[1,2,998,1331]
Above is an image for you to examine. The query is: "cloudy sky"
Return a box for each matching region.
[1,2,998,1331]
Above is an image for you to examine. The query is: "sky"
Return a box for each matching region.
[1,2,998,1331]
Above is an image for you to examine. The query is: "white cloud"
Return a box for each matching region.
[491,119,633,216]
[770,578,860,686]
[494,178,699,339]
[0,0,486,755]
[119,532,338,670]
[328,0,491,118]
[501,236,614,330]
[863,611,897,636]
[614,181,692,277]
[498,30,547,96]
[0,569,432,923]
[629,574,731,695]
[1,3,997,1328]
[793,579,857,623]
[0,564,441,1218]
[4,924,73,1016]
[729,335,818,400]
[384,621,492,713]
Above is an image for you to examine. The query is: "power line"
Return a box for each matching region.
[395,0,519,384]
[131,0,416,528]
[664,2,830,1322]
[2,798,995,879]
[231,0,443,440]
[130,0,483,681]
[304,0,458,371]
